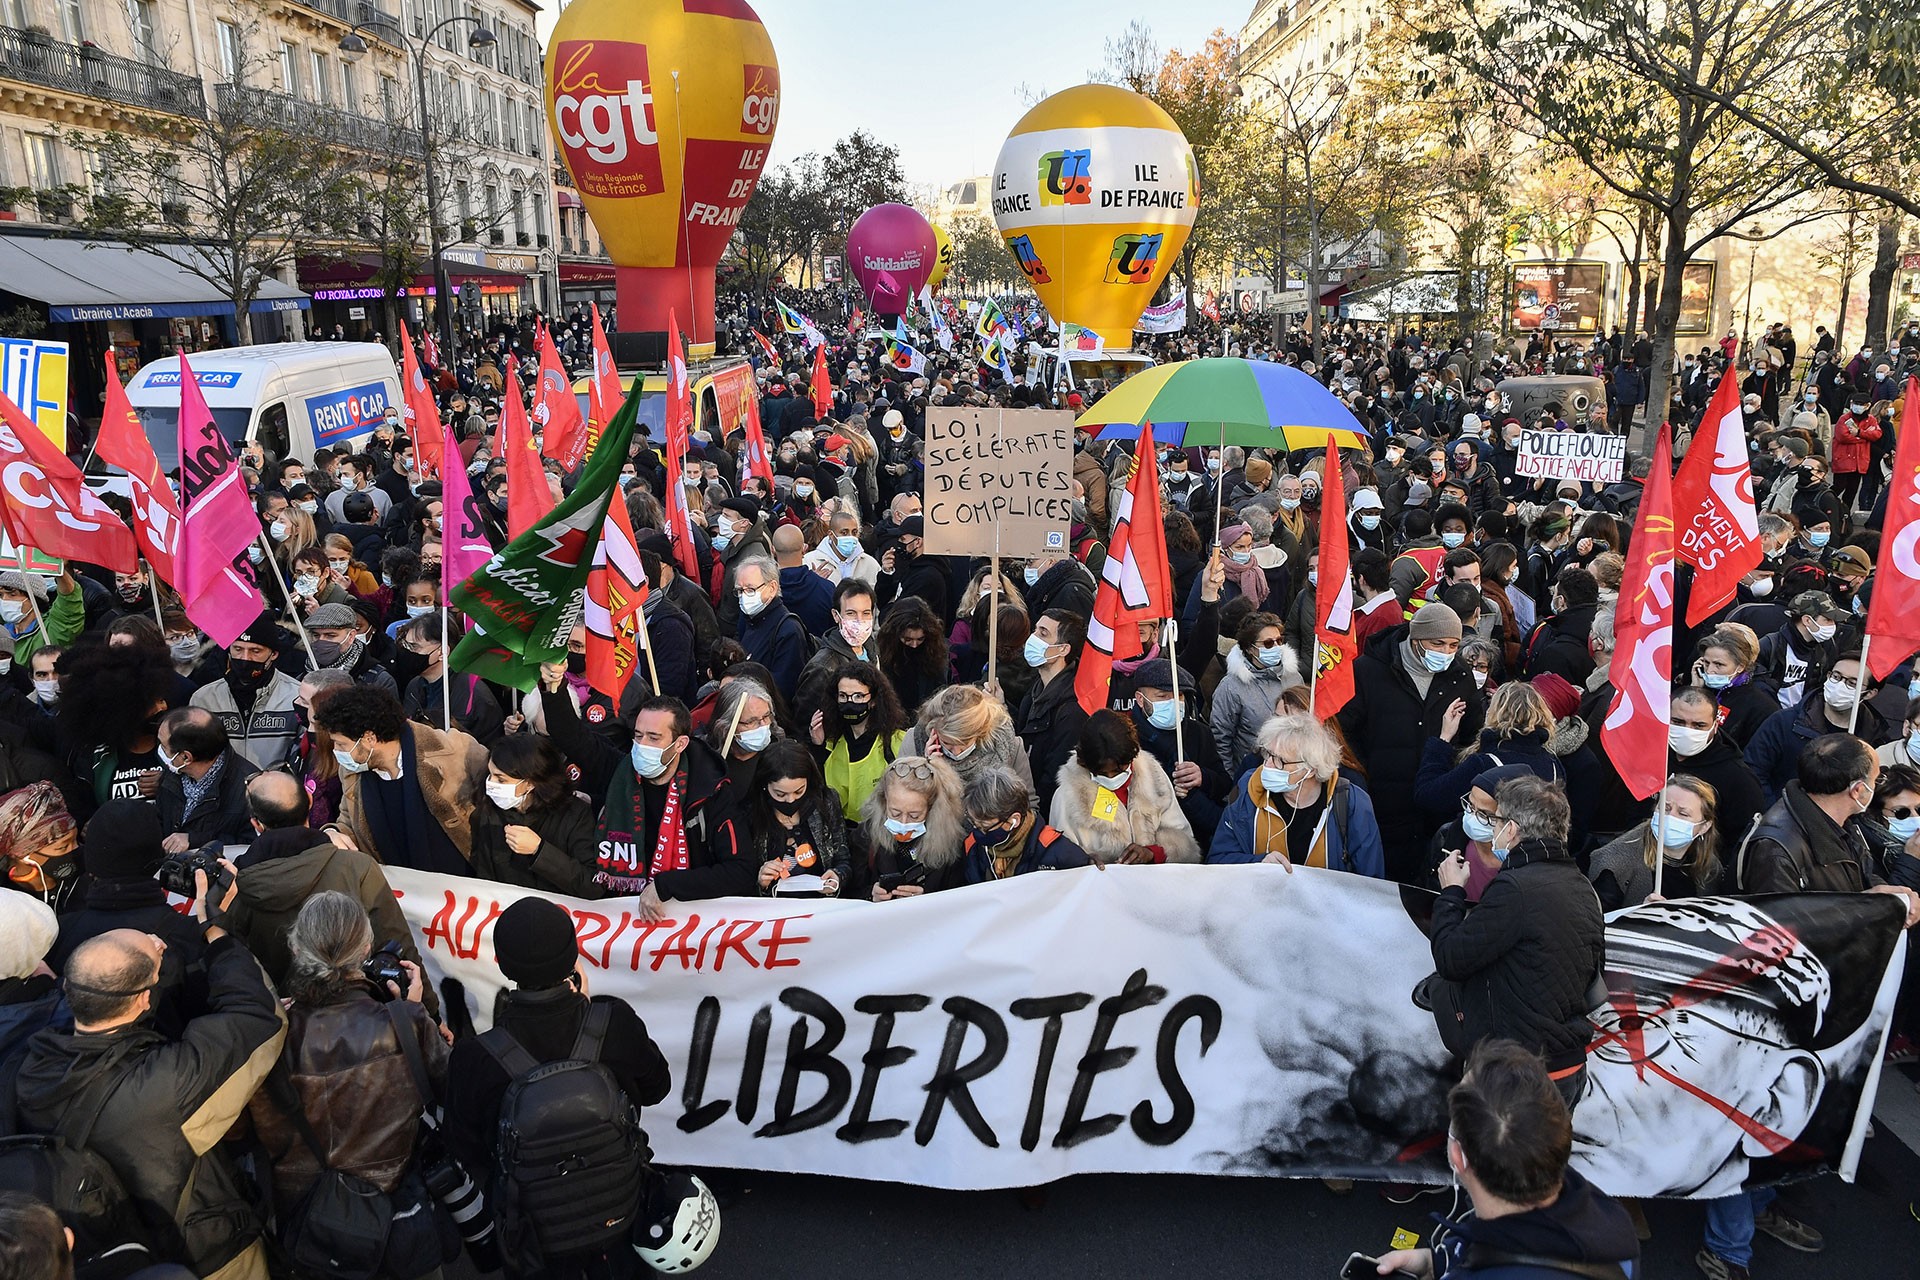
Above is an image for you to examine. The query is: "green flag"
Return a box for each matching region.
[449,385,638,682]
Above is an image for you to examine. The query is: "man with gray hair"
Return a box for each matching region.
[959,765,1091,884]
[1428,774,1605,1107]
[732,552,811,698]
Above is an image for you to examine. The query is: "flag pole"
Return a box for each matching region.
[148,568,165,633]
[439,601,453,732]
[1165,617,1185,763]
[23,575,47,639]
[988,409,1004,696]
[718,687,748,759]
[1848,634,1871,736]
[1652,771,1675,899]
[640,616,662,696]
[1308,646,1319,718]
[257,531,319,669]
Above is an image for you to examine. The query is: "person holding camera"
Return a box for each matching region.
[225,773,432,1011]
[244,892,456,1271]
[47,800,211,1038]
[1367,1040,1637,1280]
[16,862,286,1280]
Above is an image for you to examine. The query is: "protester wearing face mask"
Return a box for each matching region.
[1864,762,1920,900]
[1686,625,1771,750]
[1210,610,1303,771]
[395,613,505,746]
[1754,590,1849,709]
[1012,609,1090,818]
[728,740,849,898]
[0,570,81,668]
[808,664,907,821]
[468,733,598,898]
[154,708,260,851]
[728,553,811,699]
[1430,774,1604,1107]
[803,510,881,586]
[1348,488,1390,555]
[1587,776,1726,911]
[1746,651,1891,805]
[860,754,970,899]
[311,683,486,876]
[1741,733,1920,930]
[186,615,304,772]
[1418,764,1532,902]
[1661,687,1768,850]
[1048,709,1201,866]
[1339,602,1486,883]
[1207,712,1384,875]
[957,765,1091,883]
[1875,696,1920,771]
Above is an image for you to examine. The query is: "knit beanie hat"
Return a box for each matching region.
[494,897,580,988]
[1409,602,1464,643]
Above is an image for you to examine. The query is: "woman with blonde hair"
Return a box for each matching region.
[1206,713,1384,875]
[270,505,320,576]
[860,754,970,899]
[1586,775,1724,909]
[899,684,1035,795]
[950,565,1026,684]
[1691,623,1771,749]
[1414,680,1564,818]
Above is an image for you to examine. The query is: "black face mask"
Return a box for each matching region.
[837,700,870,724]
[226,659,271,696]
[566,652,587,675]
[770,794,806,816]
[390,646,431,687]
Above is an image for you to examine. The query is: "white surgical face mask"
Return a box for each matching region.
[1422,645,1454,673]
[333,743,371,774]
[293,575,321,597]
[1890,813,1920,841]
[268,521,288,542]
[1653,813,1696,850]
[32,677,57,704]
[883,817,926,841]
[736,724,773,753]
[298,500,319,515]
[1823,676,1858,711]
[329,559,351,575]
[1471,668,1489,689]
[1808,621,1837,643]
[1669,725,1713,758]
[738,588,769,618]
[1260,764,1297,794]
[485,778,526,810]
[0,600,23,624]
[1091,767,1132,791]
[406,603,435,619]
[1461,809,1496,843]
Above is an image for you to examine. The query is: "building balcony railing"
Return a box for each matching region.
[295,0,401,34]
[214,82,421,157]
[0,25,206,116]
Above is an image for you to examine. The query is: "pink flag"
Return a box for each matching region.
[440,421,493,597]
[176,349,263,601]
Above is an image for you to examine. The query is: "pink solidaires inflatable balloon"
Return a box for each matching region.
[845,203,937,320]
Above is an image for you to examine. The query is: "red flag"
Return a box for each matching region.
[1672,365,1762,624]
[0,391,138,573]
[1601,422,1676,800]
[584,492,649,700]
[176,349,259,599]
[752,330,780,365]
[740,392,775,494]
[96,354,177,584]
[500,356,553,541]
[1076,422,1174,715]
[847,308,864,338]
[535,322,589,469]
[422,328,441,373]
[440,420,492,598]
[400,329,442,479]
[810,344,832,422]
[661,310,702,582]
[1312,441,1358,716]
[1866,376,1920,679]
[585,303,623,466]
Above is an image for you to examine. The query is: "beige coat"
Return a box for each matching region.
[337,720,487,862]
[1048,752,1201,865]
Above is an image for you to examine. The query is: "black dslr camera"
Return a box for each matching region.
[361,940,409,999]
[156,842,229,900]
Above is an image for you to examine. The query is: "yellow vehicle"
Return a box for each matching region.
[571,356,757,441]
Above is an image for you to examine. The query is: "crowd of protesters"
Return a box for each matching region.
[0,286,1915,1280]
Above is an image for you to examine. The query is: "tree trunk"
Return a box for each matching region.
[1863,206,1903,354]
[235,302,254,347]
[1642,220,1693,440]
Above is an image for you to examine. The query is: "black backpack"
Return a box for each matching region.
[0,1039,155,1269]
[480,1003,649,1272]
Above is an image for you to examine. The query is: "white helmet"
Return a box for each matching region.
[633,1173,720,1273]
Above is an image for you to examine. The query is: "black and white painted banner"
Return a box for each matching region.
[387,864,1907,1198]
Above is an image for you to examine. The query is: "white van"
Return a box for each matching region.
[122,342,402,472]
[1029,346,1156,394]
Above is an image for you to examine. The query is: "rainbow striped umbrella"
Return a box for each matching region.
[1075,357,1369,450]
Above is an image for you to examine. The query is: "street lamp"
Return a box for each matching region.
[1740,222,1763,358]
[340,17,497,377]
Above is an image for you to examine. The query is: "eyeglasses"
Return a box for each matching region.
[1461,796,1497,825]
[887,757,935,780]
[1887,805,1918,821]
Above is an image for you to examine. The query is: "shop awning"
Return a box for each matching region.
[559,262,615,283]
[556,190,582,208]
[0,235,309,322]
[297,253,528,294]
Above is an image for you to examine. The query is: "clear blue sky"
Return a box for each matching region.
[542,1,1251,189]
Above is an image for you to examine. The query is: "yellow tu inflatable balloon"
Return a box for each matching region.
[928,223,953,293]
[991,84,1198,348]
[546,0,779,344]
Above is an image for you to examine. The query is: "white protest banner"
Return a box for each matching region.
[1516,429,1628,482]
[1136,296,1188,334]
[922,407,1072,558]
[388,865,1904,1199]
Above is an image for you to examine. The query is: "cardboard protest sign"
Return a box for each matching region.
[923,407,1072,557]
[1516,429,1628,483]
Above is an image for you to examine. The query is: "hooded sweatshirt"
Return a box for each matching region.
[1433,1169,1639,1278]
